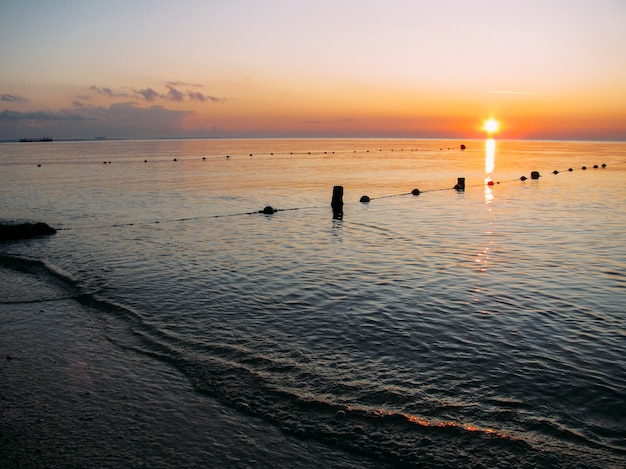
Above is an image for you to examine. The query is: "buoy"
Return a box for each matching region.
[520,176,527,181]
[144,160,148,163]
[460,144,466,150]
[202,157,206,160]
[173,158,177,162]
[553,170,558,174]
[531,171,540,179]
[37,164,41,167]
[568,168,573,172]
[411,188,421,195]
[360,195,370,203]
[261,206,276,214]
[487,180,494,186]
[602,163,607,168]
[593,164,598,169]
[582,166,587,170]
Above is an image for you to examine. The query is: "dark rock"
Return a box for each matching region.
[0,222,57,241]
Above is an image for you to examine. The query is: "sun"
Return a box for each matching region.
[482,118,500,134]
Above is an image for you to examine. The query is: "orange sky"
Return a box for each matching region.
[1,0,625,140]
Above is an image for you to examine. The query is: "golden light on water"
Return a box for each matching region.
[484,138,496,204]
[485,138,495,175]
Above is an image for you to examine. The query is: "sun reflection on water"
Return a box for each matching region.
[485,138,495,178]
[484,138,496,204]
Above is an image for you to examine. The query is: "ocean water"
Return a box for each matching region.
[1,138,625,467]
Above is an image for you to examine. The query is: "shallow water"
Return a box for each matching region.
[2,138,626,466]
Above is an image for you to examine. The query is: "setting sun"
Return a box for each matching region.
[483,118,500,134]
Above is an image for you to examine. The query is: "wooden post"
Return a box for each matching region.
[454,177,465,191]
[331,186,344,219]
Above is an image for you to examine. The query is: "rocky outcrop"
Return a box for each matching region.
[0,222,57,241]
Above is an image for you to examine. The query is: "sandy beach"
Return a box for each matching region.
[0,265,378,468]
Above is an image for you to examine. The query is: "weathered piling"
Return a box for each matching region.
[454,177,465,191]
[331,186,344,219]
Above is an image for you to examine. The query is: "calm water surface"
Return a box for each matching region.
[1,139,625,467]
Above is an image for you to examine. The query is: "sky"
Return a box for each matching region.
[1,0,625,141]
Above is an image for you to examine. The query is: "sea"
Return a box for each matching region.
[1,138,625,467]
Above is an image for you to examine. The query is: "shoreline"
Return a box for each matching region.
[0,265,378,468]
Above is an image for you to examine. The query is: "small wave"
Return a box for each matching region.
[1,252,621,467]
[0,296,76,305]
[0,253,82,296]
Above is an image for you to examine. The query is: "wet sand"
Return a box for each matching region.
[0,266,379,468]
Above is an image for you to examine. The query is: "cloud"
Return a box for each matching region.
[166,85,185,102]
[0,102,196,139]
[89,85,129,98]
[166,81,203,88]
[187,91,227,103]
[1,93,30,103]
[0,109,85,121]
[86,83,227,104]
[304,118,356,124]
[137,87,160,101]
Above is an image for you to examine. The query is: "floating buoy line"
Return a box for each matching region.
[49,159,625,233]
[29,145,625,232]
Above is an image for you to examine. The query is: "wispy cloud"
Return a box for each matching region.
[166,81,203,88]
[87,83,227,104]
[0,102,195,139]
[1,93,30,103]
[187,91,226,103]
[89,85,129,98]
[0,109,85,121]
